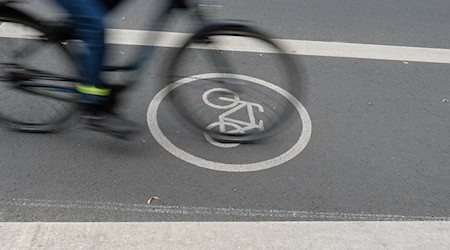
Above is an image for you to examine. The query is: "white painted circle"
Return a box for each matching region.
[147,73,312,172]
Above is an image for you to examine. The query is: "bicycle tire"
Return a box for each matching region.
[0,6,79,132]
[165,22,307,143]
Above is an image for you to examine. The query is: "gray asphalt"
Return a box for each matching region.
[0,0,449,221]
[24,0,450,48]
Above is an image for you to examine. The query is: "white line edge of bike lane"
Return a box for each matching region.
[2,24,450,64]
[107,29,450,64]
[2,222,450,249]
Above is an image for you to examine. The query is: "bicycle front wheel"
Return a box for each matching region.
[166,22,307,143]
[0,7,79,132]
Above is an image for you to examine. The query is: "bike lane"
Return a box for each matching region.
[0,43,449,221]
[1,0,450,222]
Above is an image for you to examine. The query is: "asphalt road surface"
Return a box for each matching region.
[0,0,449,221]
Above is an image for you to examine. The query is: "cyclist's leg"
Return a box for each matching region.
[54,0,109,100]
[54,0,138,138]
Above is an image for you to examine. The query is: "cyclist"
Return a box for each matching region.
[54,0,138,138]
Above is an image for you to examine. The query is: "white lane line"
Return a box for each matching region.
[1,24,450,64]
[107,29,450,63]
[108,29,450,64]
[3,198,450,221]
[275,39,450,64]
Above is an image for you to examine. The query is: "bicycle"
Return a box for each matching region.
[0,0,306,142]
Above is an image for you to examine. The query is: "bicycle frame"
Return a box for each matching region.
[115,0,215,74]
[0,0,220,97]
[0,0,302,142]
[0,0,251,103]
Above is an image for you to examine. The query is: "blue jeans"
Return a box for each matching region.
[55,0,108,90]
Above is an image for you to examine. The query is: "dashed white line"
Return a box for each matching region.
[3,198,449,221]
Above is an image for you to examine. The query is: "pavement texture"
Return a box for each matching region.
[0,0,448,223]
[2,222,450,249]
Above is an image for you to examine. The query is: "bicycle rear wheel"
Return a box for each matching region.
[0,7,79,132]
[166,22,307,143]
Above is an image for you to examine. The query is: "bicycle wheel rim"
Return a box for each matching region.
[0,14,79,132]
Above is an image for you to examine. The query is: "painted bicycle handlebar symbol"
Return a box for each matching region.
[202,88,265,148]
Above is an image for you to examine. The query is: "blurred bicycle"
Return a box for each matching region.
[0,0,306,142]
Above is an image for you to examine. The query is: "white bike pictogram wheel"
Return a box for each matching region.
[202,88,240,110]
[204,121,243,148]
[147,73,312,172]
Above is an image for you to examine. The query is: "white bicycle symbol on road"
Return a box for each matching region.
[148,73,312,172]
[202,88,265,148]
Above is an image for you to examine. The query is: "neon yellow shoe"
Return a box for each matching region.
[76,84,138,139]
[76,83,111,97]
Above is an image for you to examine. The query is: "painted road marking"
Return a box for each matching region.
[147,73,312,172]
[109,30,450,64]
[3,198,450,221]
[203,88,265,148]
[2,24,450,63]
